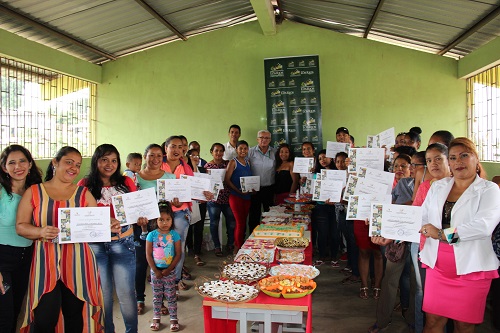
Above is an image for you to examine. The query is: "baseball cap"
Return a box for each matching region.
[336,127,349,135]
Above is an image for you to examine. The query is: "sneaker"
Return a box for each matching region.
[339,252,348,261]
[331,260,340,268]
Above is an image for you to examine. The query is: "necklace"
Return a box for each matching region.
[444,201,455,220]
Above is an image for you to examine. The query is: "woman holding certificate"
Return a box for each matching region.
[225,140,252,252]
[16,146,116,332]
[161,136,213,291]
[420,138,500,332]
[274,144,299,204]
[78,144,145,333]
[135,143,175,314]
[0,145,42,333]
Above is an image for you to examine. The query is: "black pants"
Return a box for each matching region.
[33,280,84,333]
[490,268,500,330]
[248,185,274,234]
[186,202,207,255]
[0,244,33,333]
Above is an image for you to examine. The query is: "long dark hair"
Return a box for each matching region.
[315,149,335,173]
[186,148,199,170]
[45,146,81,181]
[0,145,43,196]
[275,144,295,169]
[153,200,175,230]
[84,144,129,200]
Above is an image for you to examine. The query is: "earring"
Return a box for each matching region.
[52,165,56,175]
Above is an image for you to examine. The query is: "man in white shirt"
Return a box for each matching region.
[247,129,277,233]
[223,124,241,161]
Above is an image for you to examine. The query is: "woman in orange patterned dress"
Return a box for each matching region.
[16,146,120,332]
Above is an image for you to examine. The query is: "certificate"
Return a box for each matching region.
[325,141,350,158]
[293,157,315,174]
[58,207,111,244]
[181,175,212,201]
[342,174,359,201]
[320,169,347,187]
[357,167,395,195]
[369,203,422,242]
[112,188,160,225]
[348,148,385,173]
[367,135,379,148]
[354,177,389,196]
[346,194,392,220]
[377,127,395,148]
[312,179,343,202]
[240,176,260,192]
[206,169,226,183]
[157,179,191,202]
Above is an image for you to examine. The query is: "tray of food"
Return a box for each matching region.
[234,249,275,264]
[258,275,316,298]
[221,261,269,284]
[276,248,305,264]
[196,277,259,303]
[269,264,320,279]
[275,237,310,249]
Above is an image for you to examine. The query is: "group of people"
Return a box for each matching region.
[0,123,499,333]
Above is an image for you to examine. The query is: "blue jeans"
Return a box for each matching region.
[174,209,191,282]
[411,242,424,333]
[89,236,138,333]
[207,202,235,249]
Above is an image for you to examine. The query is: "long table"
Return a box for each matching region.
[203,232,313,333]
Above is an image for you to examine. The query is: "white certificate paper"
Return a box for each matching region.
[358,167,395,195]
[367,135,379,148]
[354,177,389,196]
[157,179,191,202]
[369,203,422,242]
[58,207,111,244]
[377,127,395,148]
[320,169,348,187]
[112,188,160,225]
[346,194,392,220]
[312,179,343,202]
[181,175,212,201]
[293,157,315,174]
[348,148,385,173]
[343,174,359,201]
[206,169,226,183]
[325,141,350,158]
[240,176,260,192]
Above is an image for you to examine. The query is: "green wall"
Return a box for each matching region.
[99,20,465,162]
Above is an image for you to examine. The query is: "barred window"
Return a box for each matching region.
[466,64,500,162]
[0,56,96,159]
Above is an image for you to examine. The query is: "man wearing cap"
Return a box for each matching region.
[336,127,352,147]
[247,130,277,233]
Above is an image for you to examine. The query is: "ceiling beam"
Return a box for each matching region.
[438,5,500,56]
[250,0,276,36]
[133,0,187,41]
[0,4,117,61]
[364,0,386,38]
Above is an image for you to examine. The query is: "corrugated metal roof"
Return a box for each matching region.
[0,0,499,63]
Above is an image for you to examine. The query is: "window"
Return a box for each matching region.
[1,56,96,158]
[466,64,500,162]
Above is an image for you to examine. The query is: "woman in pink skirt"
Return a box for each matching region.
[419,137,500,332]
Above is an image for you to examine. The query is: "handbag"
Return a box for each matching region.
[385,241,407,263]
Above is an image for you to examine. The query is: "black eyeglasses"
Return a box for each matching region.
[410,163,425,168]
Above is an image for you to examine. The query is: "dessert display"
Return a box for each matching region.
[235,249,275,263]
[252,225,304,238]
[196,279,259,303]
[284,194,312,204]
[241,239,276,249]
[258,275,316,298]
[275,237,309,248]
[276,248,305,264]
[269,264,320,279]
[221,262,268,283]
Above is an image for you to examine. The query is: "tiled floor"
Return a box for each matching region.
[109,250,498,333]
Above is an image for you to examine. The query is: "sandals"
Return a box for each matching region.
[331,260,340,268]
[313,259,325,267]
[137,302,145,315]
[373,288,381,300]
[150,319,160,331]
[359,287,369,300]
[214,248,223,257]
[367,323,387,333]
[177,280,189,291]
[194,255,205,266]
[170,320,180,332]
[181,266,192,280]
[161,303,168,315]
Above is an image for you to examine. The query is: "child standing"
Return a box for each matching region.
[145,201,181,331]
[123,152,142,185]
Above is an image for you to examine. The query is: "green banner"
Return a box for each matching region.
[264,55,323,154]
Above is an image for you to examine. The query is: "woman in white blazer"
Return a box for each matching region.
[419,137,500,332]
